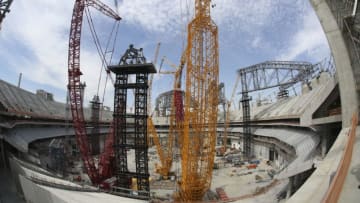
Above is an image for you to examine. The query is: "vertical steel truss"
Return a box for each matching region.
[240,93,252,160]
[114,73,129,188]
[0,0,13,27]
[179,0,219,201]
[134,72,150,194]
[113,72,150,198]
[90,96,100,155]
[111,54,154,199]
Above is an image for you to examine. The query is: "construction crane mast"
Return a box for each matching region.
[150,53,185,179]
[179,0,219,201]
[147,42,161,146]
[221,75,240,155]
[67,0,120,184]
[0,0,13,29]
[148,42,161,116]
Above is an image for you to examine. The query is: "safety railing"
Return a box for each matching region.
[322,113,358,203]
[28,174,99,192]
[110,186,150,200]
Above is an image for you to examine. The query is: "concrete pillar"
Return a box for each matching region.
[0,134,6,169]
[310,0,359,127]
[0,138,3,168]
[293,174,300,188]
[321,134,328,158]
[287,176,294,199]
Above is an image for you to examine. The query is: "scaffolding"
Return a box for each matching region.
[48,139,65,175]
[0,0,13,28]
[109,45,156,200]
[90,95,101,155]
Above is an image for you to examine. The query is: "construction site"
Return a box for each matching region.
[0,0,360,202]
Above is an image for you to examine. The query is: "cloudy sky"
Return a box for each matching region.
[0,0,330,111]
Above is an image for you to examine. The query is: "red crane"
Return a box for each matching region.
[67,0,120,184]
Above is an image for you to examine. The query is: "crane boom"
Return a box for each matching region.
[68,0,120,184]
[222,75,240,155]
[179,0,219,201]
[148,42,161,115]
[150,53,185,178]
[0,0,13,29]
[147,43,160,147]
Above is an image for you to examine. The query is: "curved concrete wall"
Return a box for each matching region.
[310,0,358,127]
[288,1,359,202]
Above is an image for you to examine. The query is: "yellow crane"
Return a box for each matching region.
[148,42,161,116]
[150,53,185,179]
[147,42,161,146]
[221,75,240,155]
[178,0,219,201]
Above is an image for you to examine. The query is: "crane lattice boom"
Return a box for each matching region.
[68,0,120,184]
[149,53,185,178]
[0,0,13,28]
[222,75,240,155]
[179,0,219,201]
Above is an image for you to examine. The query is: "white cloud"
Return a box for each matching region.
[117,0,187,33]
[117,0,282,34]
[251,36,262,48]
[1,0,117,107]
[277,10,330,61]
[0,0,329,109]
[212,0,275,32]
[2,0,71,88]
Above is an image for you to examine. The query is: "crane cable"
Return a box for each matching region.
[101,21,120,109]
[85,7,113,92]
[84,6,120,119]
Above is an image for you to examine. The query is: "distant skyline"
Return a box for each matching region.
[0,0,330,111]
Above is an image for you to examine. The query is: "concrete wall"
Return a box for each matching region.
[287,127,350,202]
[19,175,65,203]
[310,0,358,127]
[254,144,270,160]
[230,138,288,169]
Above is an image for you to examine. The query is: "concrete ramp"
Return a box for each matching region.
[254,127,320,180]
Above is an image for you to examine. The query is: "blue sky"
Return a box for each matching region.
[0,0,330,111]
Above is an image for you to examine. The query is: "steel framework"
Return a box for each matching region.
[238,61,313,94]
[148,42,161,116]
[0,0,12,28]
[222,76,240,155]
[109,45,156,199]
[238,61,314,159]
[90,95,100,155]
[148,52,185,179]
[219,83,226,111]
[179,0,219,201]
[154,90,185,117]
[67,0,120,184]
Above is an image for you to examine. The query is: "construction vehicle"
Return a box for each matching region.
[178,0,219,201]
